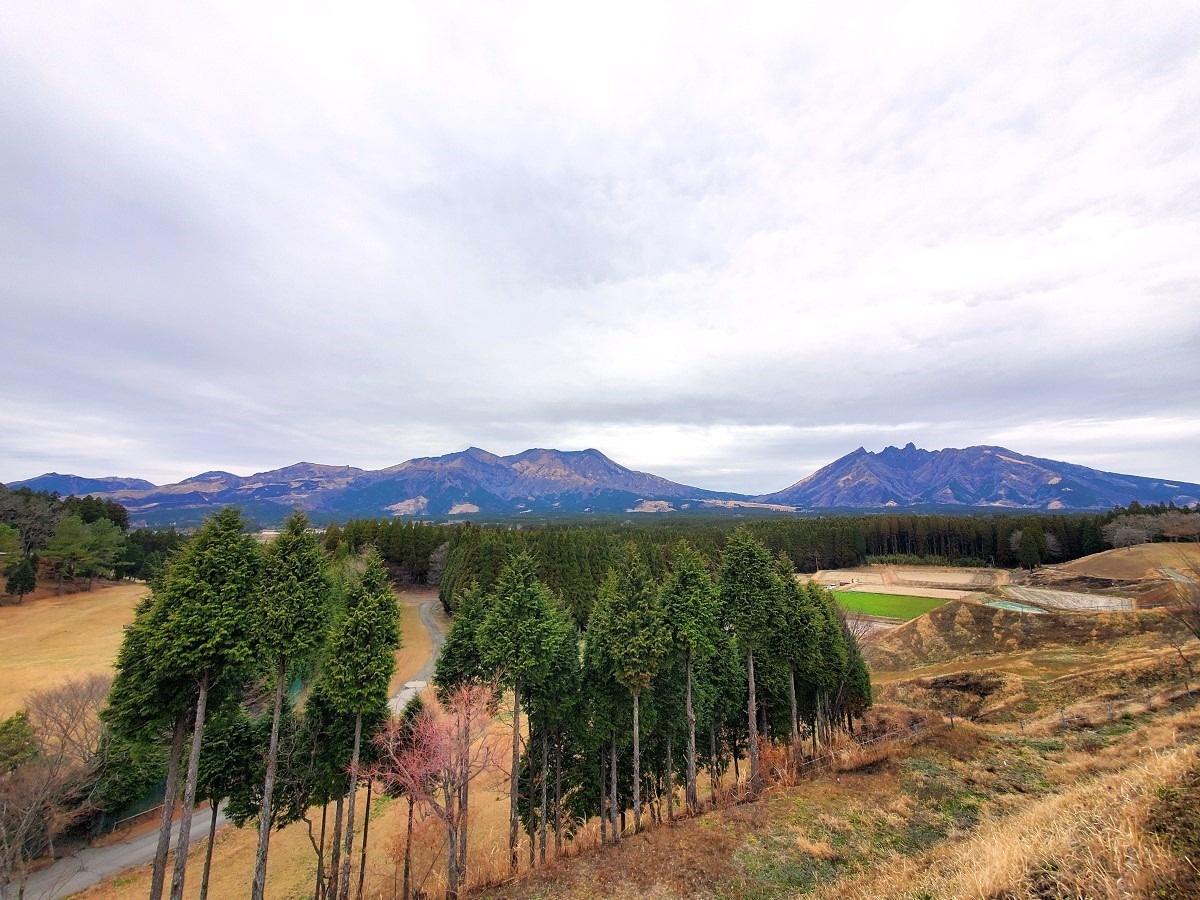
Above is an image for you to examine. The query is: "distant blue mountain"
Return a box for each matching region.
[7,444,1198,527]
[7,473,157,495]
[756,443,1200,510]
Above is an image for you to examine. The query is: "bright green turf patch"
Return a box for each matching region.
[833,591,946,620]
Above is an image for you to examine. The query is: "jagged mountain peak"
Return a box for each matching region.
[758,444,1200,510]
[8,442,1198,526]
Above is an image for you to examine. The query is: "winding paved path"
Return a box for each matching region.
[21,593,447,899]
[389,597,447,713]
[22,806,226,900]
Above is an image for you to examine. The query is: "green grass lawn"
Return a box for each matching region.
[833,590,946,620]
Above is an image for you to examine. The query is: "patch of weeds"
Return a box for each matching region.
[1070,731,1107,753]
[369,793,393,820]
[1023,738,1065,754]
[983,755,1052,795]
[1098,718,1138,738]
[897,812,949,852]
[1149,764,1200,896]
[728,830,847,898]
[903,755,949,779]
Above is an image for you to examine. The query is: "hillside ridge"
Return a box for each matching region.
[6,443,1199,525]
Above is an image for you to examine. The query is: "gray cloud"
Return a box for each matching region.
[2,2,1198,494]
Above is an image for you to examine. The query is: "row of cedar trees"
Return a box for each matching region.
[103,507,401,900]
[431,528,871,881]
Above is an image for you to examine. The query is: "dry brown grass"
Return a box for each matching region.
[0,582,144,718]
[816,741,1199,899]
[389,586,440,692]
[1060,543,1200,582]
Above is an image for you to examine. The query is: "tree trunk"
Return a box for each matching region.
[329,795,345,900]
[685,654,698,814]
[610,732,619,842]
[539,730,549,866]
[631,689,642,833]
[338,713,363,900]
[789,665,799,746]
[444,782,459,899]
[403,797,414,900]
[315,802,328,900]
[599,748,607,844]
[709,721,719,808]
[252,658,287,900]
[198,801,219,900]
[356,779,372,900]
[746,649,762,799]
[457,762,469,884]
[554,739,563,857]
[666,734,674,822]
[509,681,522,872]
[151,713,188,900]
[170,673,210,900]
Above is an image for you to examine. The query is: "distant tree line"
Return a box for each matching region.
[424,514,1116,620]
[0,484,187,600]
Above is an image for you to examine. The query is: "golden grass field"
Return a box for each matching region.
[0,582,145,718]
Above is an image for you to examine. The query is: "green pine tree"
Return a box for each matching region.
[251,512,331,900]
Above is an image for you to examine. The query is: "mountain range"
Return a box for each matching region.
[7,444,1199,526]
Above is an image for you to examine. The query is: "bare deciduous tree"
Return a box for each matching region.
[371,683,498,900]
[1,674,111,899]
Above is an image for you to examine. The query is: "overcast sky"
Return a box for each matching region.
[2,2,1198,493]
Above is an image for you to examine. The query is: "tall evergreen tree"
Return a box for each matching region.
[149,507,260,900]
[251,512,331,900]
[475,552,561,871]
[321,551,400,900]
[433,586,492,696]
[4,556,35,604]
[659,542,718,814]
[590,548,667,832]
[102,595,196,900]
[719,529,781,799]
[774,553,819,746]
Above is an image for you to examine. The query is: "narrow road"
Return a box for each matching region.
[22,594,448,899]
[389,597,447,713]
[22,806,225,900]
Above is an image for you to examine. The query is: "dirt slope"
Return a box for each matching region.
[868,601,1177,672]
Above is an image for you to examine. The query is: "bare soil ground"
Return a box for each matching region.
[0,582,144,718]
[1004,584,1134,612]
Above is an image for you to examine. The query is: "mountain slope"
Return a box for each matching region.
[318,447,733,517]
[7,473,157,494]
[758,443,1200,510]
[7,443,1198,525]
[16,449,729,523]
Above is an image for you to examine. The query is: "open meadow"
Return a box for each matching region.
[0,582,145,718]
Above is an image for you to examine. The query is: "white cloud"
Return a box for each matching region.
[1,1,1198,490]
